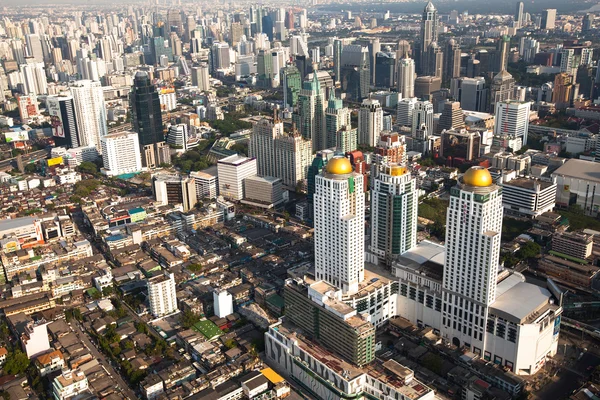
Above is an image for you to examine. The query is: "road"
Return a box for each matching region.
[0,149,49,171]
[71,320,138,399]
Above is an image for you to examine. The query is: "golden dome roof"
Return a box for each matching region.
[326,157,353,175]
[389,165,408,176]
[463,167,493,187]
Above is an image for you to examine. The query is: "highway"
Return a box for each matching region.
[0,149,49,171]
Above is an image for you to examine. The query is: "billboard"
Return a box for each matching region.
[47,98,66,138]
[47,157,64,167]
[5,131,29,142]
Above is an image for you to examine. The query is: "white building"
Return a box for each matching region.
[216,154,257,200]
[70,80,108,152]
[314,156,365,294]
[166,124,189,150]
[100,131,142,176]
[397,57,415,98]
[552,159,600,216]
[369,164,418,266]
[190,167,218,199]
[494,100,531,146]
[358,98,383,147]
[412,100,434,137]
[52,369,89,400]
[213,289,233,318]
[191,64,210,91]
[397,97,418,127]
[21,320,51,359]
[148,272,177,318]
[501,177,557,218]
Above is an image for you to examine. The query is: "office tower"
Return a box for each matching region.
[167,9,183,36]
[70,80,107,152]
[295,74,326,152]
[438,101,464,132]
[496,35,510,73]
[494,100,531,145]
[414,76,442,98]
[249,117,285,178]
[397,57,415,98]
[130,71,164,168]
[25,34,43,63]
[257,49,274,88]
[217,154,258,200]
[325,92,352,148]
[412,100,434,137]
[147,272,177,318]
[185,15,197,42]
[441,167,502,349]
[583,14,594,32]
[520,38,539,63]
[420,1,439,73]
[452,77,488,112]
[490,70,515,113]
[515,2,524,27]
[290,35,309,57]
[167,124,189,150]
[262,15,274,41]
[444,39,461,84]
[100,131,142,177]
[282,66,302,109]
[375,52,396,88]
[426,42,444,79]
[274,130,313,190]
[370,164,417,266]
[20,63,47,95]
[559,48,575,75]
[285,10,295,29]
[333,38,343,83]
[152,173,198,211]
[397,97,418,127]
[358,98,383,147]
[47,95,79,149]
[340,45,370,101]
[314,156,365,293]
[191,63,210,91]
[209,42,231,73]
[541,9,557,30]
[397,40,411,59]
[581,48,594,66]
[150,37,173,66]
[355,37,380,85]
[169,33,182,56]
[230,22,243,47]
[306,71,336,100]
[440,128,481,162]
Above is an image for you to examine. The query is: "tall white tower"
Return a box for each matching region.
[441,167,503,350]
[358,98,383,147]
[70,80,108,152]
[397,57,415,98]
[314,156,365,293]
[411,100,434,137]
[494,100,531,146]
[148,272,178,318]
[370,164,418,266]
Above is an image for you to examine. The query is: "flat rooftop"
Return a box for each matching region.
[552,159,600,184]
[503,178,556,191]
[490,279,554,324]
[218,154,256,166]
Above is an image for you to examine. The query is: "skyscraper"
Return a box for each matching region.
[191,63,210,91]
[314,156,365,293]
[583,14,594,32]
[552,72,574,109]
[452,77,489,112]
[541,9,557,30]
[130,71,165,168]
[490,70,515,113]
[282,66,302,109]
[340,45,370,101]
[397,57,415,98]
[358,98,383,147]
[420,1,439,74]
[295,74,326,152]
[101,131,142,177]
[325,92,352,149]
[412,100,434,137]
[496,35,510,73]
[370,164,418,266]
[70,80,107,152]
[441,167,502,349]
[438,101,464,133]
[375,51,396,88]
[515,2,524,27]
[444,39,461,84]
[494,100,531,146]
[397,97,418,127]
[426,41,444,79]
[249,117,285,178]
[47,95,80,149]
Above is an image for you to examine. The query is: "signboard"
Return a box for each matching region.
[47,157,64,167]
[5,131,29,142]
[47,98,65,138]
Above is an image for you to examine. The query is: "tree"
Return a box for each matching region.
[187,263,203,273]
[102,286,114,297]
[77,161,98,175]
[24,163,36,174]
[516,241,541,260]
[4,350,30,375]
[224,339,237,349]
[181,310,201,329]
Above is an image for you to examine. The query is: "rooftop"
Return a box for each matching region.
[552,159,600,184]
[490,278,554,324]
[218,154,256,166]
[502,178,556,191]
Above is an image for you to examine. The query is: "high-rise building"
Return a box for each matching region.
[583,14,594,32]
[191,63,210,91]
[375,51,396,88]
[438,101,464,133]
[397,56,415,98]
[440,128,481,161]
[397,40,411,59]
[496,35,510,73]
[333,38,343,84]
[420,1,439,73]
[250,117,285,178]
[412,100,434,137]
[426,42,444,79]
[340,45,370,101]
[552,72,574,109]
[100,131,142,177]
[147,272,177,318]
[397,97,418,127]
[541,9,557,30]
[370,164,418,266]
[520,38,539,63]
[294,74,326,152]
[441,167,502,350]
[190,169,218,199]
[314,156,365,293]
[490,70,515,113]
[213,289,233,318]
[358,98,383,147]
[325,92,352,149]
[282,66,301,109]
[494,100,531,146]
[47,95,79,149]
[262,14,274,41]
[16,94,39,122]
[167,9,183,36]
[444,39,461,84]
[414,76,442,99]
[209,42,231,72]
[452,77,489,112]
[217,154,258,200]
[152,173,198,211]
[515,2,524,27]
[559,48,575,75]
[70,80,107,152]
[25,34,43,63]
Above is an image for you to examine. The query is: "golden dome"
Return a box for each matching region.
[326,157,353,175]
[389,165,407,176]
[462,167,493,187]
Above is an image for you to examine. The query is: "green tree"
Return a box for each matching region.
[77,161,98,175]
[4,350,30,375]
[224,339,237,349]
[187,263,203,273]
[180,310,201,329]
[24,163,36,174]
[102,286,114,297]
[516,241,541,260]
